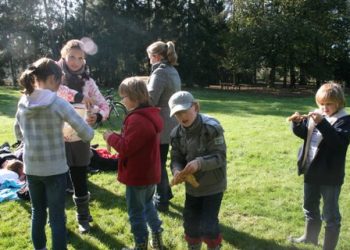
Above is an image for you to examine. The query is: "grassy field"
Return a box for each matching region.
[0,86,349,250]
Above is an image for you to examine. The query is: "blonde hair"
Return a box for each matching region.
[118,77,150,105]
[315,82,346,109]
[60,39,85,58]
[19,58,63,95]
[147,41,178,65]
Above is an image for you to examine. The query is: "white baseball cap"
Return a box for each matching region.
[168,91,195,117]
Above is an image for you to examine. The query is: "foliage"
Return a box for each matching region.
[224,0,350,87]
[1,86,350,249]
[0,1,349,87]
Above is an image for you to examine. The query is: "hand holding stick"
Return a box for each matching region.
[286,112,309,122]
[170,171,199,188]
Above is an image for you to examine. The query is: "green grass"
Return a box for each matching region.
[0,86,350,249]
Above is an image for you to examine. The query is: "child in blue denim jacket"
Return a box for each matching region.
[288,82,350,250]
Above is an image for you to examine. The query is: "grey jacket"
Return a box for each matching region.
[148,61,181,144]
[170,114,227,197]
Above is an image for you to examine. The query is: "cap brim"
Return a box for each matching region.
[169,103,192,117]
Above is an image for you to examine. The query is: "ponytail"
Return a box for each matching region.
[18,58,63,95]
[19,66,36,95]
[147,40,178,66]
[166,41,178,66]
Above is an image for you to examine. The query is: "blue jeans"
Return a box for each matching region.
[303,183,342,228]
[126,185,163,244]
[183,192,223,240]
[155,144,173,206]
[27,173,67,250]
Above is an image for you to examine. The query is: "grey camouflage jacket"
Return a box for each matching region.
[170,114,227,197]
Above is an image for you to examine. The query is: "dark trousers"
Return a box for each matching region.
[155,144,173,205]
[69,166,88,197]
[303,183,342,227]
[183,192,223,241]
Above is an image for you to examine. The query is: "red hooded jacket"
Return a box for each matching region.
[107,106,163,186]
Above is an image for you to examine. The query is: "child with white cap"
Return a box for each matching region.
[168,91,227,250]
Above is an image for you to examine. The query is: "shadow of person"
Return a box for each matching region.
[88,180,126,209]
[17,199,32,215]
[220,224,300,250]
[67,226,124,250]
[89,223,125,249]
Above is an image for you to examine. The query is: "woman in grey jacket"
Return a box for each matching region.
[146,40,181,212]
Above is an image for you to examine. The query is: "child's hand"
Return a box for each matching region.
[308,111,323,124]
[86,113,97,125]
[286,112,308,123]
[82,96,95,109]
[182,159,200,175]
[103,130,113,141]
[171,170,186,186]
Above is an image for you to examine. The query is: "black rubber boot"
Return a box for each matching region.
[323,226,340,250]
[289,219,321,245]
[73,193,91,234]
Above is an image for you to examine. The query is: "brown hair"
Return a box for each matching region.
[60,39,85,58]
[147,41,178,65]
[118,77,149,105]
[315,82,346,110]
[5,160,23,175]
[19,58,63,95]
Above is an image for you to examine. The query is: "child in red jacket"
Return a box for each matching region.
[103,77,164,250]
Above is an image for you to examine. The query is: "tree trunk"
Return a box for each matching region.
[299,64,307,85]
[9,57,17,86]
[282,63,287,88]
[43,0,58,58]
[82,0,86,36]
[290,65,296,88]
[64,0,68,39]
[268,66,275,88]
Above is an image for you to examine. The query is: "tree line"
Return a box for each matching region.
[0,0,349,88]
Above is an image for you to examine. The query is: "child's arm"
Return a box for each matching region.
[57,85,95,108]
[316,116,350,150]
[14,116,23,142]
[291,113,308,139]
[57,98,94,142]
[85,79,110,122]
[194,124,226,172]
[104,114,153,156]
[14,102,23,142]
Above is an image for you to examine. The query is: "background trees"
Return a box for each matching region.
[0,0,349,87]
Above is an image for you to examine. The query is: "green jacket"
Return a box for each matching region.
[170,114,227,196]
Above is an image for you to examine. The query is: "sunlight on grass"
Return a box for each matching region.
[0,86,349,249]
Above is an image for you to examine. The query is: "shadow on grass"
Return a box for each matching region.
[68,224,124,250]
[92,180,125,209]
[166,202,183,219]
[90,224,124,249]
[221,223,300,250]
[64,179,125,211]
[0,89,20,118]
[17,199,32,215]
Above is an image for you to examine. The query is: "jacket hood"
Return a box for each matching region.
[18,89,57,118]
[129,107,163,133]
